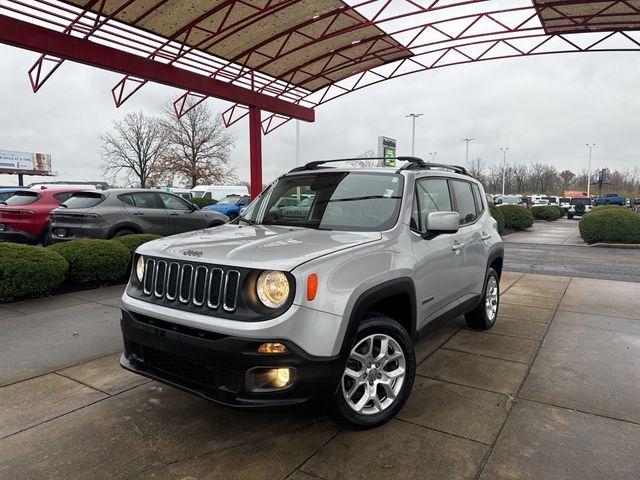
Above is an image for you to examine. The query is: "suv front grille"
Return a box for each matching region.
[142,258,241,313]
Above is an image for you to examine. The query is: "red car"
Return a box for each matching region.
[0,188,87,245]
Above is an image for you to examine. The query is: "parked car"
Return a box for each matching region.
[559,197,571,213]
[567,197,593,219]
[202,194,251,220]
[495,195,526,207]
[190,185,249,201]
[594,193,625,206]
[120,158,504,429]
[633,198,640,213]
[0,188,85,245]
[0,187,29,202]
[49,189,228,242]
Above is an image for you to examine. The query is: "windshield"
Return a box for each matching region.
[191,191,205,198]
[240,172,404,231]
[62,192,105,209]
[4,191,40,206]
[217,196,240,205]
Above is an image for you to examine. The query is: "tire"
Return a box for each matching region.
[112,229,134,238]
[228,212,238,220]
[331,315,415,430]
[465,268,499,330]
[567,213,573,220]
[41,227,53,246]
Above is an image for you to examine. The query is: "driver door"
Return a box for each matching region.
[410,177,466,330]
[157,193,204,234]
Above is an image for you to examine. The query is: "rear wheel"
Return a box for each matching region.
[331,315,415,430]
[112,229,134,238]
[465,268,499,330]
[228,212,238,220]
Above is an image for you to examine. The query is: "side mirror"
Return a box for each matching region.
[189,202,199,211]
[424,211,459,237]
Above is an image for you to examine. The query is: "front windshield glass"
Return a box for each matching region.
[217,196,239,205]
[191,191,205,198]
[241,172,404,231]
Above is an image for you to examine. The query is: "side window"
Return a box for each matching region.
[239,196,251,206]
[159,193,190,210]
[123,192,160,209]
[414,178,452,231]
[451,180,478,225]
[472,184,485,215]
[53,192,74,202]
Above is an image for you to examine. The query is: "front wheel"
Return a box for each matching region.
[465,268,499,330]
[331,316,415,430]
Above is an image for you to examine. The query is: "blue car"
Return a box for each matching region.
[202,194,251,219]
[0,187,29,203]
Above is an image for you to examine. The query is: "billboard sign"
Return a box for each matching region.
[0,149,52,175]
[377,136,397,167]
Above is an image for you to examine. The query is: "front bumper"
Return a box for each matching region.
[120,308,345,407]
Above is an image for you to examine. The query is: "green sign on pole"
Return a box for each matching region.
[378,136,397,167]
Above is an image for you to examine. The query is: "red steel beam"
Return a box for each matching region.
[0,14,315,122]
[248,106,263,199]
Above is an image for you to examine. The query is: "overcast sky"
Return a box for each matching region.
[1,41,639,187]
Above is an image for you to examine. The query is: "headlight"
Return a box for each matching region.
[136,256,145,283]
[256,270,289,308]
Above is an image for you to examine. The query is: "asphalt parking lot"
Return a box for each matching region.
[2,266,640,479]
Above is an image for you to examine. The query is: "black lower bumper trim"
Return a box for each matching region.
[120,308,345,407]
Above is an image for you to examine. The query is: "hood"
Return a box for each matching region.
[137,224,381,271]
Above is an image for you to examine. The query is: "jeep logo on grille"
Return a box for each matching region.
[182,249,203,258]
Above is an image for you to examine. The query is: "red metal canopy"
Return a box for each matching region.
[1,0,639,197]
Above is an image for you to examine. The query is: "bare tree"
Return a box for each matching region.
[350,149,382,168]
[559,169,576,192]
[161,101,236,188]
[466,157,486,184]
[100,111,167,188]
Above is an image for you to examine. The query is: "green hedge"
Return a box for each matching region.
[531,205,562,221]
[489,204,505,234]
[113,234,163,255]
[191,198,217,208]
[0,243,69,302]
[499,205,534,230]
[579,207,640,244]
[48,239,131,283]
[552,205,565,218]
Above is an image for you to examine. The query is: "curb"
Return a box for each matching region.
[588,243,640,249]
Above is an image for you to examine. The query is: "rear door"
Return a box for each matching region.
[157,192,205,234]
[120,192,170,235]
[450,180,486,297]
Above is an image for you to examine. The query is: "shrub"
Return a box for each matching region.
[113,234,163,255]
[0,243,68,302]
[191,198,217,208]
[489,204,505,234]
[48,239,131,283]
[552,205,565,218]
[531,205,562,221]
[500,205,534,230]
[579,207,640,244]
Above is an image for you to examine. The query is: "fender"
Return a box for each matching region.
[107,222,142,238]
[338,277,417,361]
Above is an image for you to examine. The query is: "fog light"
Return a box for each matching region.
[247,367,296,391]
[258,342,288,354]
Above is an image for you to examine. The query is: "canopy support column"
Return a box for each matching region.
[249,106,263,199]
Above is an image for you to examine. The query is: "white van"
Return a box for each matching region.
[190,185,249,201]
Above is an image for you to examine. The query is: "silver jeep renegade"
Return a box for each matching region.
[120,157,504,429]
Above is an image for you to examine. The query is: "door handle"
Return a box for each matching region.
[451,242,465,251]
[132,212,144,216]
[169,213,179,216]
[481,232,492,240]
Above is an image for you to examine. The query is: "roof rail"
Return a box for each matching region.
[288,156,470,177]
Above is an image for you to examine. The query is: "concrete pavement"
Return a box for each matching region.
[2,274,640,479]
[504,218,585,246]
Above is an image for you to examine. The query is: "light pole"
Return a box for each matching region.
[586,143,595,197]
[461,138,474,164]
[429,152,438,162]
[406,113,423,156]
[500,147,509,196]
